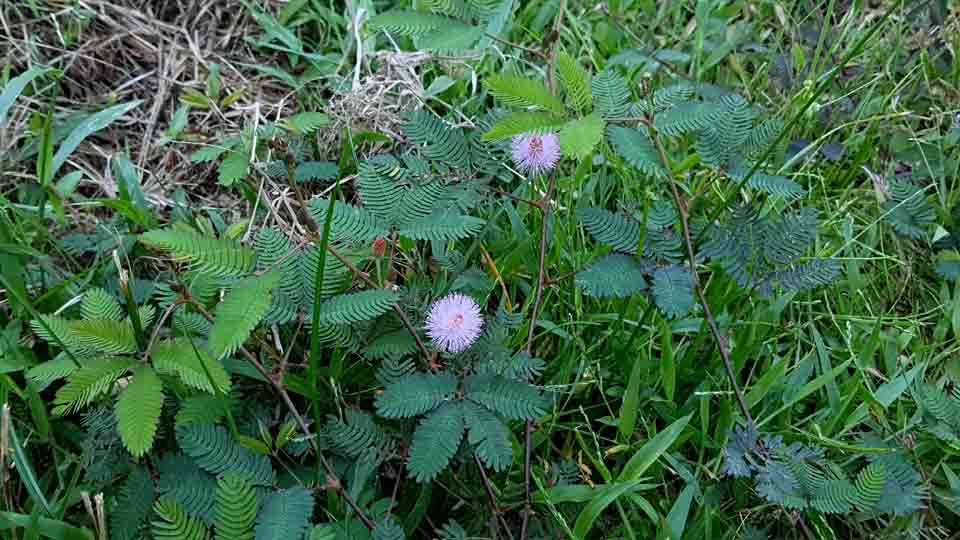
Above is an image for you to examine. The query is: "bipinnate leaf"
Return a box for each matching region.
[117,366,164,457]
[408,402,465,482]
[208,271,280,359]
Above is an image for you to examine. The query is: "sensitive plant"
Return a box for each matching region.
[2,2,960,539]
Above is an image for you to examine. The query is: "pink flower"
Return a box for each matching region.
[511,132,560,176]
[425,293,484,353]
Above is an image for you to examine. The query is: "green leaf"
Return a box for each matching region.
[558,52,592,113]
[482,112,566,142]
[7,420,54,516]
[152,499,211,540]
[254,488,314,540]
[608,126,666,177]
[652,265,695,319]
[559,113,605,158]
[462,402,514,472]
[0,511,93,540]
[282,112,330,135]
[208,272,280,359]
[664,484,695,539]
[81,288,123,321]
[486,75,565,114]
[152,338,231,394]
[465,374,547,420]
[619,348,644,442]
[116,366,164,457]
[373,516,406,540]
[617,414,691,482]
[408,402,466,483]
[218,150,250,186]
[50,101,142,182]
[317,290,398,326]
[376,372,459,419]
[369,11,467,37]
[53,358,135,415]
[140,228,255,278]
[214,474,257,540]
[0,67,53,124]
[573,481,647,539]
[110,467,155,540]
[576,254,647,298]
[69,319,137,355]
[113,153,150,210]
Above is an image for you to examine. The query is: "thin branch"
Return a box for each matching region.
[484,32,548,60]
[189,300,376,531]
[645,122,755,429]
[520,172,557,540]
[474,455,515,540]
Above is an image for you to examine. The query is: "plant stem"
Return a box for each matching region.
[644,123,755,429]
[520,172,557,540]
[474,455,515,540]
[190,300,376,531]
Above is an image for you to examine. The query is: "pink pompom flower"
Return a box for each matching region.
[425,293,484,353]
[511,132,561,176]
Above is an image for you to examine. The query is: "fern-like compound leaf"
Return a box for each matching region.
[695,94,754,169]
[31,314,94,358]
[376,372,459,418]
[375,356,418,386]
[557,52,592,113]
[481,111,567,142]
[883,180,936,239]
[402,111,470,166]
[281,112,330,135]
[576,254,647,298]
[577,207,641,254]
[366,330,418,360]
[745,172,806,200]
[438,520,468,540]
[322,409,394,458]
[465,374,547,420]
[654,100,724,136]
[373,516,406,540]
[316,289,398,326]
[152,338,231,394]
[254,488,314,540]
[462,401,513,472]
[157,454,219,524]
[852,462,886,511]
[635,83,695,114]
[358,156,407,220]
[152,499,212,540]
[141,228,255,278]
[309,199,390,244]
[208,271,280,359]
[558,113,605,159]
[215,473,258,540]
[69,319,138,355]
[53,357,134,416]
[116,365,164,457]
[176,394,231,428]
[294,161,339,184]
[110,466,155,540]
[408,402,466,482]
[486,75,565,114]
[652,265,695,319]
[82,288,123,321]
[397,211,485,242]
[176,424,276,486]
[608,126,666,178]
[368,11,467,37]
[591,69,631,118]
[26,355,80,391]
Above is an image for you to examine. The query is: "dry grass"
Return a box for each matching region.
[1,0,298,210]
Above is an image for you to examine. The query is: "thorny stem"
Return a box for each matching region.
[143,300,185,357]
[190,300,377,531]
[644,120,756,429]
[520,172,557,540]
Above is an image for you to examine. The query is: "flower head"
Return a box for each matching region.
[511,132,561,176]
[425,293,484,353]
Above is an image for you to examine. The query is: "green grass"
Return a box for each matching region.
[1,0,959,539]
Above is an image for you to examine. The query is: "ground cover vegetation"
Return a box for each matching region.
[0,0,959,538]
